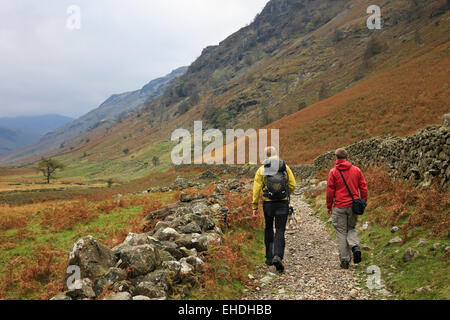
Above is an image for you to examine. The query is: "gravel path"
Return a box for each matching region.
[242,194,371,300]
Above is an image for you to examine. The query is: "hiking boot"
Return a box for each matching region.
[352,246,362,264]
[272,256,284,273]
[340,260,350,269]
[265,258,273,266]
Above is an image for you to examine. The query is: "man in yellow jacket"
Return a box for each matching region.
[252,146,296,272]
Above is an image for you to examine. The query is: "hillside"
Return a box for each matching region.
[0,127,37,155]
[12,0,447,182]
[0,0,449,301]
[0,115,74,155]
[0,67,187,164]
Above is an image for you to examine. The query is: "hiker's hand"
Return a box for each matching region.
[327,208,332,216]
[252,209,260,218]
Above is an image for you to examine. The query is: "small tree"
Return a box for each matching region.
[152,156,160,167]
[106,178,114,188]
[318,82,328,101]
[37,158,65,184]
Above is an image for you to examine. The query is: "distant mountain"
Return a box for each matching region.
[0,66,187,163]
[0,114,74,155]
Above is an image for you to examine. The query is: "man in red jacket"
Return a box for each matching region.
[326,148,368,269]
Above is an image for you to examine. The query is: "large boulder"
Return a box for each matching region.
[119,245,161,278]
[93,267,126,296]
[66,236,116,282]
[66,278,96,299]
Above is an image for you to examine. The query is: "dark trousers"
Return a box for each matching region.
[263,200,289,260]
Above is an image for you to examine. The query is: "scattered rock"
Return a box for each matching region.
[386,237,403,247]
[402,248,419,262]
[349,289,358,299]
[391,226,399,233]
[180,193,193,202]
[417,238,428,247]
[199,171,218,180]
[414,286,432,294]
[430,243,442,251]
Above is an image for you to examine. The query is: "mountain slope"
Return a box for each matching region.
[0,127,37,155]
[0,67,187,164]
[0,114,74,155]
[4,0,449,180]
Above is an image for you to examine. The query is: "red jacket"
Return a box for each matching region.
[326,159,368,209]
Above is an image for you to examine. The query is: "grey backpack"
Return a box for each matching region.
[263,158,288,201]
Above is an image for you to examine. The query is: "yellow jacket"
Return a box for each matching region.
[252,157,297,210]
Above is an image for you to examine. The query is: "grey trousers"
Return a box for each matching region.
[332,207,360,263]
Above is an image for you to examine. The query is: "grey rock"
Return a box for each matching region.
[93,267,126,296]
[119,244,161,278]
[417,238,428,247]
[67,236,116,281]
[134,282,167,299]
[402,247,419,262]
[154,221,170,232]
[111,280,134,294]
[156,228,181,242]
[386,237,403,246]
[66,278,96,299]
[179,222,202,234]
[391,226,399,233]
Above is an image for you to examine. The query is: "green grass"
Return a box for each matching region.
[310,193,450,300]
[0,192,176,300]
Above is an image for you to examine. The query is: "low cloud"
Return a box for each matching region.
[0,0,268,118]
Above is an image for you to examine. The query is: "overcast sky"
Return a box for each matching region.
[0,0,268,118]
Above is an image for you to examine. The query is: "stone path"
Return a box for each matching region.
[242,194,371,300]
